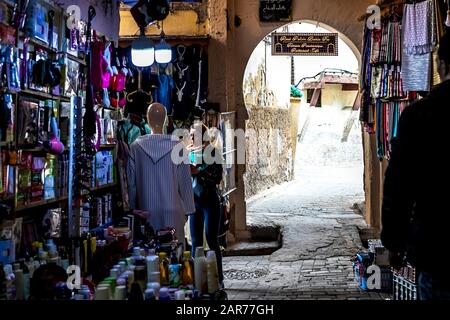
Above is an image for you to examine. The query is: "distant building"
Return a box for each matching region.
[300,69,360,109]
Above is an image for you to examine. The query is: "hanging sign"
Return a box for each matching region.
[259,0,292,22]
[271,33,339,56]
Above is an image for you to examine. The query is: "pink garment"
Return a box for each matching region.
[91,40,111,91]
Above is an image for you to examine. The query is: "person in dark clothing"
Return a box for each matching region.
[188,122,224,286]
[381,33,450,300]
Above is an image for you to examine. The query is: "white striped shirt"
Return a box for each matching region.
[127,134,195,241]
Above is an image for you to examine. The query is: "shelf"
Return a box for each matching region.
[65,53,87,66]
[15,196,68,212]
[0,88,20,95]
[89,183,118,193]
[21,88,59,100]
[60,96,72,102]
[16,146,69,154]
[25,35,58,53]
[99,144,116,150]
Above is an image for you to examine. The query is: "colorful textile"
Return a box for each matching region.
[403,0,437,55]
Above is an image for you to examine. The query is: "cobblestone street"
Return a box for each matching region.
[223,108,388,300]
[224,166,387,300]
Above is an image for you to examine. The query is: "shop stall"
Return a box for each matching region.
[1,0,227,301]
[357,0,449,300]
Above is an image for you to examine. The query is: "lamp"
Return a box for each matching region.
[155,31,172,64]
[131,28,155,67]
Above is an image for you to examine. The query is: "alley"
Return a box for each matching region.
[223,107,387,300]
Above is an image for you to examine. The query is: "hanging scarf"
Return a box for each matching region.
[403,0,437,55]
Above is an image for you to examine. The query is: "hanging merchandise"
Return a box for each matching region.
[156,70,174,115]
[376,99,409,159]
[401,0,437,92]
[172,59,193,122]
[403,0,437,55]
[447,1,450,27]
[358,0,447,159]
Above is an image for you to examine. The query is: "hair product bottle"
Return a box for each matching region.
[194,247,207,294]
[206,251,220,294]
[181,251,194,286]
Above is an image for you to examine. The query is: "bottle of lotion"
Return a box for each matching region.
[194,247,207,294]
[206,251,220,294]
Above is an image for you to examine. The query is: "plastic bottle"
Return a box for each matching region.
[206,251,220,294]
[158,287,171,301]
[146,251,159,282]
[159,252,169,286]
[144,288,156,301]
[3,264,16,300]
[132,247,145,266]
[12,263,24,300]
[168,252,181,288]
[181,251,194,286]
[147,282,160,298]
[21,260,30,300]
[193,247,207,294]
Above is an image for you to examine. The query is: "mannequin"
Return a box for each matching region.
[148,102,167,134]
[127,103,195,242]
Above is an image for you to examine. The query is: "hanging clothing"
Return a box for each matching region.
[127,134,195,241]
[402,51,432,92]
[403,0,437,55]
[156,74,174,115]
[118,118,151,146]
[173,62,193,121]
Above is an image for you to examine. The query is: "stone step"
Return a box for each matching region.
[224,240,281,257]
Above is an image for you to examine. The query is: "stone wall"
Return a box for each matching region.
[244,106,294,199]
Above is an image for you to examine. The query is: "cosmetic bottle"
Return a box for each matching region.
[159,252,169,286]
[194,247,207,294]
[206,251,220,294]
[168,252,181,288]
[181,251,194,286]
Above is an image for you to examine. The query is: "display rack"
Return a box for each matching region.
[1,0,120,240]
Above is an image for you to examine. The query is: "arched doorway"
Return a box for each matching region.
[225,0,376,241]
[243,20,362,200]
[221,15,387,300]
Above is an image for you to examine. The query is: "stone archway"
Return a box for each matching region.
[227,0,375,240]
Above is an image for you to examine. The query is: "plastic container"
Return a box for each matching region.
[181,251,194,286]
[146,253,160,282]
[169,252,181,288]
[147,282,161,298]
[158,287,171,301]
[206,251,220,294]
[194,247,207,294]
[159,252,170,286]
[144,288,156,300]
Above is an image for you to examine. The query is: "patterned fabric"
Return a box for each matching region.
[402,51,432,92]
[127,134,195,241]
[403,0,437,55]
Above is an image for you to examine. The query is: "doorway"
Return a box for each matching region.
[222,21,385,300]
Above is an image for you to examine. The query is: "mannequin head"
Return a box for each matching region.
[438,33,450,82]
[147,103,167,134]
